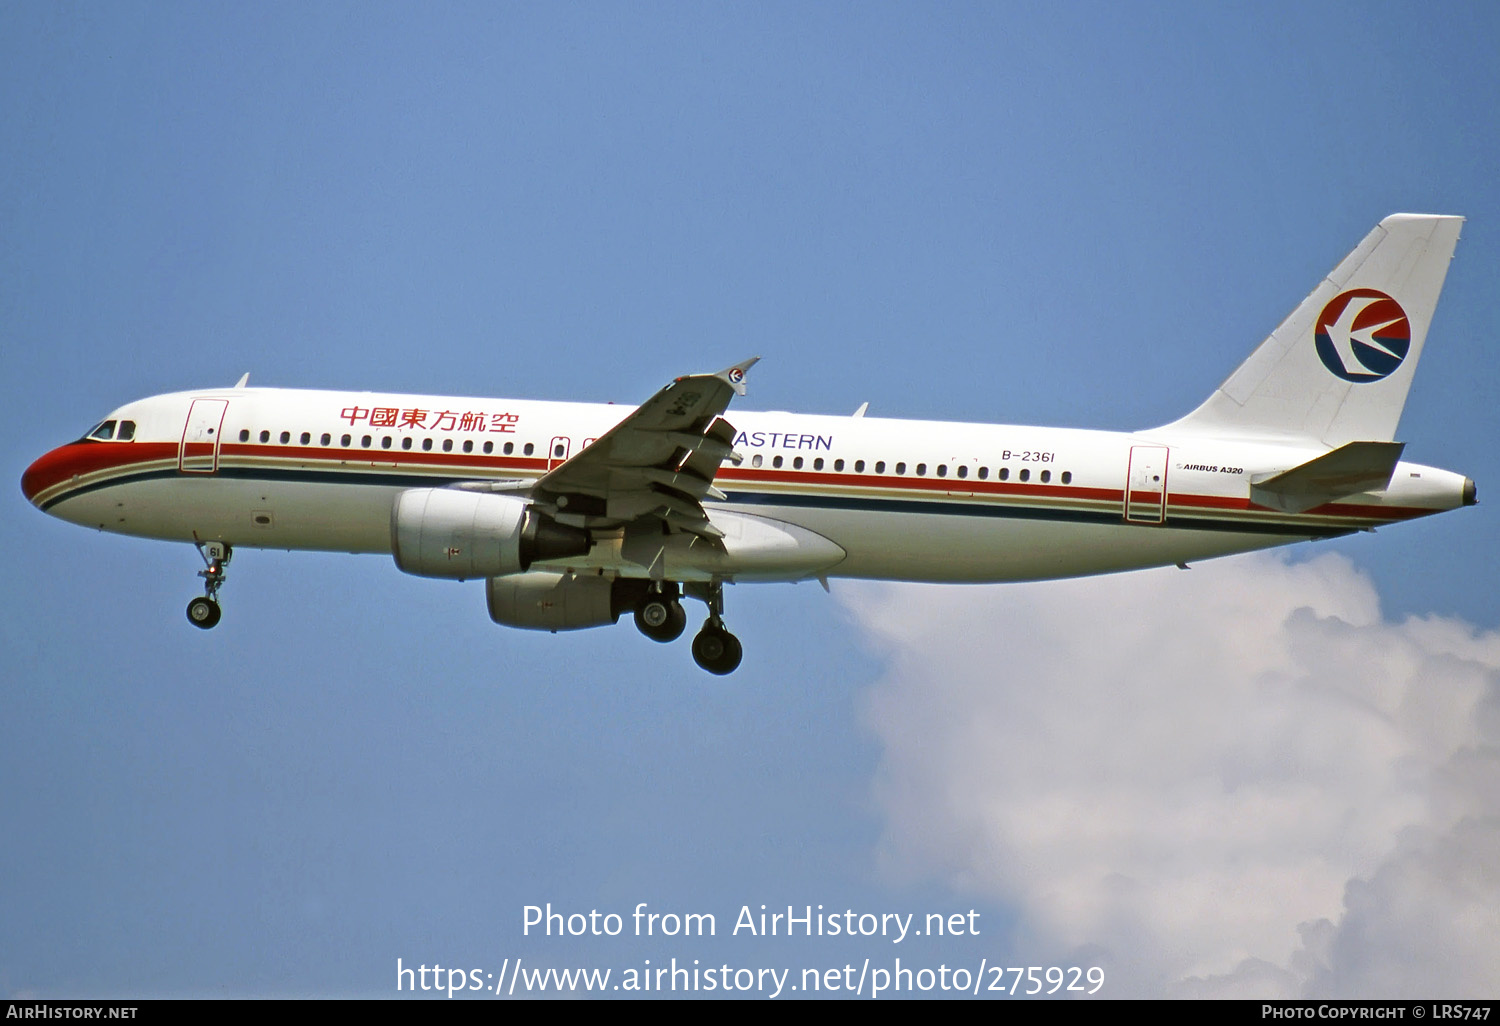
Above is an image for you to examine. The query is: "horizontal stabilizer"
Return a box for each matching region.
[1250,441,1405,513]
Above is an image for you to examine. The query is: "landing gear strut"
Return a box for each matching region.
[633,582,687,643]
[687,580,742,675]
[186,539,231,629]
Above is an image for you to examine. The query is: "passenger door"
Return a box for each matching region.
[179,399,228,473]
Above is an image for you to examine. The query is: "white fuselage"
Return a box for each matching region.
[23,386,1471,584]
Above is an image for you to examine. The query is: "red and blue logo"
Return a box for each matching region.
[1314,289,1411,383]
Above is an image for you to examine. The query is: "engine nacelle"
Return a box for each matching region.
[487,571,624,631]
[391,488,591,580]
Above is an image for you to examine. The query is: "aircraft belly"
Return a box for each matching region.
[540,507,846,583]
[719,503,1312,582]
[48,473,1344,582]
[49,477,395,553]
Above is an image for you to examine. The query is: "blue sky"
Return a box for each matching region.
[4,2,1498,998]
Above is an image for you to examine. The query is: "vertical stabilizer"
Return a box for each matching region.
[1159,214,1462,446]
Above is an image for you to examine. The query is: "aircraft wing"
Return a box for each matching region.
[527,357,759,538]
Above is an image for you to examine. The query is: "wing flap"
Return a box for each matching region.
[677,416,738,487]
[532,359,759,533]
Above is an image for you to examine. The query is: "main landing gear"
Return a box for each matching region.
[691,622,742,676]
[687,580,742,676]
[633,582,688,643]
[186,539,231,630]
[628,578,744,674]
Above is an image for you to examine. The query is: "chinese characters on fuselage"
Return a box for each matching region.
[339,407,520,433]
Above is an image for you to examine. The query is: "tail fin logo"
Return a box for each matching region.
[1315,289,1411,382]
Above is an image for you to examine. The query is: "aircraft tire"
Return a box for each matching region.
[186,597,221,630]
[691,624,743,675]
[635,600,686,643]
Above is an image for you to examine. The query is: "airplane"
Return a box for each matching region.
[21,214,1476,674]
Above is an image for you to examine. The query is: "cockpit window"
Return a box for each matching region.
[82,419,136,442]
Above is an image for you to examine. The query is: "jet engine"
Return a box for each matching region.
[487,571,629,631]
[391,488,591,580]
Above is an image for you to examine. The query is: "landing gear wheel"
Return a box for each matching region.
[186,596,221,629]
[635,599,687,643]
[691,623,743,675]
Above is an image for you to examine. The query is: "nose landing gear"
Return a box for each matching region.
[186,539,231,630]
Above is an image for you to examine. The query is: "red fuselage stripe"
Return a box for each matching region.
[23,439,1434,525]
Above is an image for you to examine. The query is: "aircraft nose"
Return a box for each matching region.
[21,444,75,507]
[21,453,48,505]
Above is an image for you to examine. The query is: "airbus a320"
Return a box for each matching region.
[22,214,1476,673]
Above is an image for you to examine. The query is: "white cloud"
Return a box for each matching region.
[841,552,1500,997]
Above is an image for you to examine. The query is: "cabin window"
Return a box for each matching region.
[361,435,372,448]
[239,429,250,442]
[752,454,763,468]
[1040,470,1051,483]
[998,467,1009,481]
[1019,468,1030,482]
[833,458,843,471]
[259,430,270,443]
[895,462,906,475]
[300,432,311,445]
[442,439,453,452]
[422,438,432,451]
[380,436,392,449]
[463,440,473,453]
[524,443,534,456]
[553,443,565,458]
[483,441,493,454]
[1061,471,1072,484]
[773,456,784,469]
[402,437,413,450]
[875,461,886,473]
[956,465,967,479]
[280,431,290,444]
[937,465,947,478]
[855,460,865,472]
[340,434,351,447]
[978,467,988,480]
[321,433,331,446]
[914,463,926,476]
[504,442,514,455]
[814,457,824,470]
[793,457,804,469]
